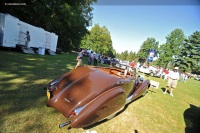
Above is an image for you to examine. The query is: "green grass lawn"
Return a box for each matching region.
[0,50,200,133]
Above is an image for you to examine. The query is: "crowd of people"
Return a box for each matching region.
[75,50,136,69]
[75,50,110,68]
[74,50,193,98]
[88,51,99,66]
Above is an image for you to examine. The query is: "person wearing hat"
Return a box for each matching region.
[163,67,180,97]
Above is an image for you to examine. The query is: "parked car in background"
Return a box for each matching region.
[138,66,151,74]
[138,66,162,77]
[44,66,150,128]
[116,60,130,70]
[149,66,162,77]
[110,58,119,66]
[101,56,110,64]
[102,58,119,66]
[194,75,200,81]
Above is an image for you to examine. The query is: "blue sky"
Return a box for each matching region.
[89,4,200,53]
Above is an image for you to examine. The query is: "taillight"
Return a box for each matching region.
[71,110,76,115]
[71,106,85,115]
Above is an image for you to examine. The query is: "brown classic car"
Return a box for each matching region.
[44,66,150,128]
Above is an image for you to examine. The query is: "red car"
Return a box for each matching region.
[44,66,150,128]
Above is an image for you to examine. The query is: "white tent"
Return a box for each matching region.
[0,13,58,52]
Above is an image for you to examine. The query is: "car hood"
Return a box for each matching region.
[46,66,123,117]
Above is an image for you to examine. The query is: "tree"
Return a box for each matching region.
[80,24,114,56]
[157,43,173,68]
[80,34,93,49]
[1,0,97,51]
[137,37,159,63]
[120,50,129,60]
[176,31,200,74]
[157,29,185,68]
[127,51,137,62]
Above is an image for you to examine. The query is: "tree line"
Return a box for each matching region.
[82,24,200,74]
[124,29,200,74]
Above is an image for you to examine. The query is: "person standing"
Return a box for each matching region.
[75,49,85,69]
[100,55,104,64]
[184,73,188,83]
[163,67,180,97]
[88,51,94,65]
[24,31,31,49]
[129,61,135,72]
[130,61,135,68]
[109,57,113,68]
[163,69,169,80]
[181,72,185,82]
[93,53,98,66]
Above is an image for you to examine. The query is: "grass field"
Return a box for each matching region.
[0,50,200,133]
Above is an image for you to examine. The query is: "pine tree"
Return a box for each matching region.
[176,31,200,74]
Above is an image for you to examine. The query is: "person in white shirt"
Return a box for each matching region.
[163,67,180,97]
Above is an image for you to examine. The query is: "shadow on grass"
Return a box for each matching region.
[184,104,200,133]
[134,129,139,133]
[148,89,156,94]
[161,87,173,94]
[161,87,166,92]
[0,50,79,131]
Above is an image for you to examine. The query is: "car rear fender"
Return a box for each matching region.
[70,87,126,128]
[131,80,150,100]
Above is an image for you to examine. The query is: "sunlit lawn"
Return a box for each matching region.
[0,50,199,133]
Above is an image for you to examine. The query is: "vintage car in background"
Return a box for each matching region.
[101,57,119,66]
[44,66,150,128]
[116,60,130,70]
[138,66,151,74]
[138,66,162,77]
[194,75,200,81]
